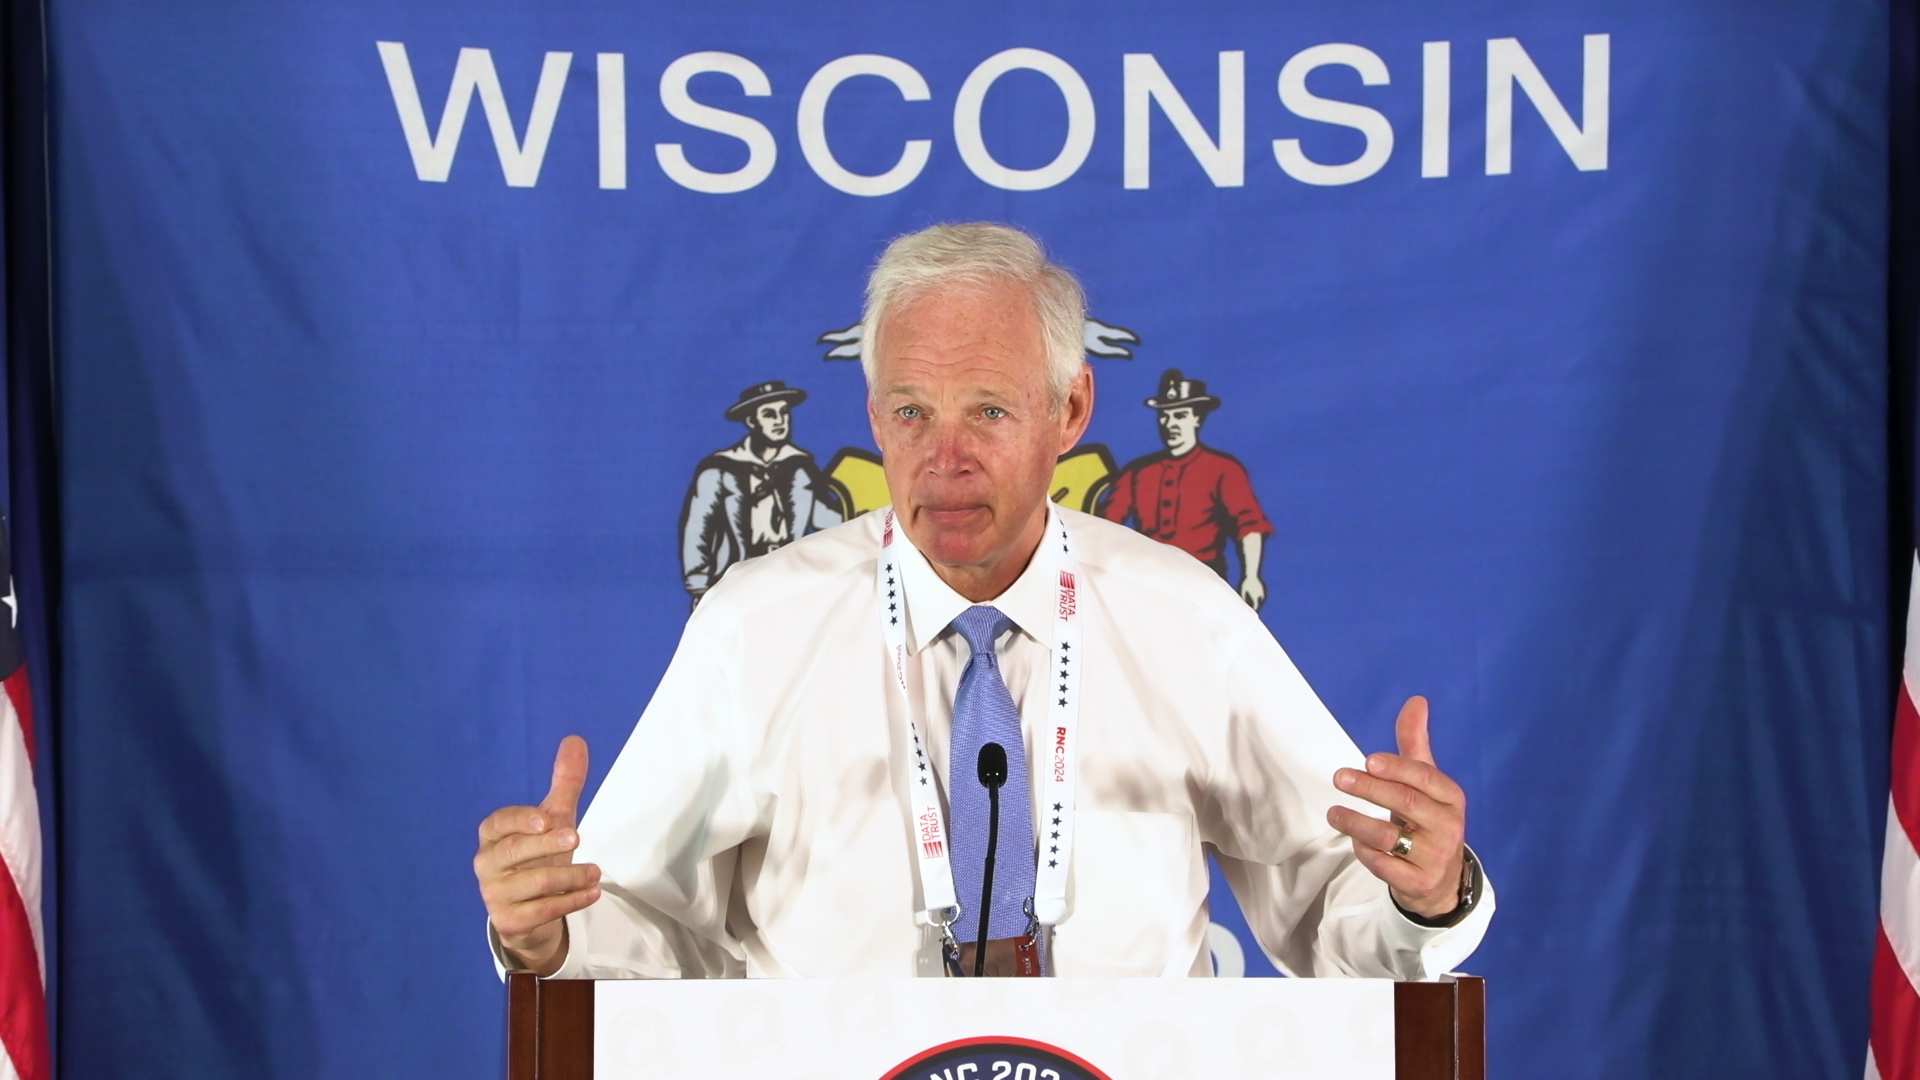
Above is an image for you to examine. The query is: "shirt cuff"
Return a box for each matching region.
[1379,845,1497,979]
[487,915,587,981]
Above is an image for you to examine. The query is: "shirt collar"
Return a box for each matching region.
[894,505,1062,655]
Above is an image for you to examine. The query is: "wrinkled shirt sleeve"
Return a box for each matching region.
[1202,624,1494,980]
[492,610,762,980]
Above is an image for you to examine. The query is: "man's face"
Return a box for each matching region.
[747,401,792,444]
[1157,406,1202,455]
[867,279,1094,582]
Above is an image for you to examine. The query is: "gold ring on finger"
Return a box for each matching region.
[1388,829,1414,859]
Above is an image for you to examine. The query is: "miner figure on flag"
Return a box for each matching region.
[678,380,845,608]
[1098,368,1274,611]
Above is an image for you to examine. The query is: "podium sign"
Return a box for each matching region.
[507,974,1485,1080]
[598,978,1390,1080]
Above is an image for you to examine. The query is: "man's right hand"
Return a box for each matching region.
[475,735,602,977]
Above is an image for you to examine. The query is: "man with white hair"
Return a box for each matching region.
[473,223,1493,979]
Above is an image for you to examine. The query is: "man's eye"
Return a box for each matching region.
[897,406,921,420]
[982,406,1007,420]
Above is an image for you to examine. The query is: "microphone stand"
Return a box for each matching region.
[975,742,1007,977]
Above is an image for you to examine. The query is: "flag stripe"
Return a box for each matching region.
[1889,672,1920,841]
[1895,679,1920,852]
[0,858,46,1080]
[1871,923,1920,1080]
[1875,557,1920,1080]
[4,670,32,766]
[0,697,38,973]
[1884,795,1920,1007]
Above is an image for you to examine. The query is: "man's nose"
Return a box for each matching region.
[924,419,979,475]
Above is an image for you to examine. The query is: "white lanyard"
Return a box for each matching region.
[878,505,1082,939]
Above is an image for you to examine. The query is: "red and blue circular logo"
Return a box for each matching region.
[880,1036,1112,1080]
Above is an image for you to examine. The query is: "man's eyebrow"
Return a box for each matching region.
[879,383,1024,403]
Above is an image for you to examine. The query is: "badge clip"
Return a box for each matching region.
[934,905,964,978]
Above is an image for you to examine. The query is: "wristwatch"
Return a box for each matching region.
[1393,846,1482,929]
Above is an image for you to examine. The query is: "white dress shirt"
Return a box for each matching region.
[504,506,1493,979]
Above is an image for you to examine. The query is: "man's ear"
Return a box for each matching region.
[866,393,884,450]
[1056,365,1095,454]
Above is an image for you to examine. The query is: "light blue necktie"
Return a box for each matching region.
[947,605,1036,941]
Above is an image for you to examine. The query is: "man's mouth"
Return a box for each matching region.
[919,505,988,526]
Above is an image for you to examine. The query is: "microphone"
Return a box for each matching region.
[978,741,1008,787]
[974,742,1008,976]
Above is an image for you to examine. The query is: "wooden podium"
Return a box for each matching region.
[505,972,1484,1080]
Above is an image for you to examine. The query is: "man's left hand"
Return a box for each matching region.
[1326,696,1468,919]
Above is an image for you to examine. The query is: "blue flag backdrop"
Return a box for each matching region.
[46,1,1892,1077]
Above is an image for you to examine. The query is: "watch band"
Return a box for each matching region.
[1393,845,1481,929]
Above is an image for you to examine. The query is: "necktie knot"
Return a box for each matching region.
[951,605,1013,657]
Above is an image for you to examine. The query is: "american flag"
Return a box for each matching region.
[1870,557,1920,1080]
[0,516,45,1080]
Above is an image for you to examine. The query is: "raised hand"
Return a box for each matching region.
[1326,697,1469,919]
[474,736,601,976]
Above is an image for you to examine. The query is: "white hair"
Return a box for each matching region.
[861,223,1087,403]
